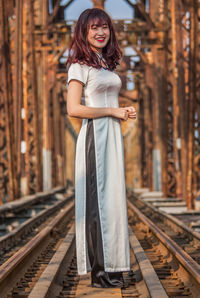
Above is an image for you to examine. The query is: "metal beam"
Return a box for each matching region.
[186,0,198,209]
[0,0,16,202]
[91,0,106,9]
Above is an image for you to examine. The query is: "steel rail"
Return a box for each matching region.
[127,199,200,288]
[129,190,200,255]
[0,192,73,252]
[0,200,74,298]
[0,186,66,217]
[129,227,168,298]
[130,190,200,242]
[29,224,75,298]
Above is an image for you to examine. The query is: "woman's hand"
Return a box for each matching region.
[111,107,137,121]
[125,106,137,120]
[111,108,129,121]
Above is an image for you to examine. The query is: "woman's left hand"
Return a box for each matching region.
[125,106,137,120]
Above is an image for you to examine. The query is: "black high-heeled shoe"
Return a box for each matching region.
[91,271,125,288]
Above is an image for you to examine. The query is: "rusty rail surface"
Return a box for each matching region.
[0,186,66,216]
[128,190,200,259]
[0,199,74,298]
[127,196,200,297]
[0,190,74,261]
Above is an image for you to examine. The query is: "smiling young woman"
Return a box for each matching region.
[66,8,136,288]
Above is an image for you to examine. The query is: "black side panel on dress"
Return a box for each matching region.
[85,119,124,288]
[85,118,105,272]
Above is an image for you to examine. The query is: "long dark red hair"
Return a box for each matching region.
[66,8,122,71]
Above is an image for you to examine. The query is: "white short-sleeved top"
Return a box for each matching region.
[67,63,122,108]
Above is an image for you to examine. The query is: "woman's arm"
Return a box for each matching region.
[67,80,129,120]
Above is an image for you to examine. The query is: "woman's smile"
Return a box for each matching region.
[96,38,105,42]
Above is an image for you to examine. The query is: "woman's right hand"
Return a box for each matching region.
[111,108,129,121]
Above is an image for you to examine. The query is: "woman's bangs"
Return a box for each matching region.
[88,16,109,28]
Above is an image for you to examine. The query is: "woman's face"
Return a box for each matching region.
[87,20,110,53]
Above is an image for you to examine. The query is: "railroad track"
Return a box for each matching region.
[0,186,70,239]
[1,189,200,297]
[128,190,200,267]
[0,193,74,298]
[127,189,200,297]
[0,187,74,265]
